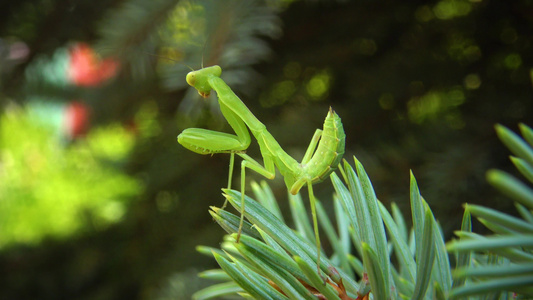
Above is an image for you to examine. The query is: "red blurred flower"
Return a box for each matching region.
[64,101,91,139]
[68,43,119,87]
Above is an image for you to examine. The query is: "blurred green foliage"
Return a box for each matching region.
[0,105,142,247]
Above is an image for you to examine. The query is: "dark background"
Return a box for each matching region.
[0,0,531,299]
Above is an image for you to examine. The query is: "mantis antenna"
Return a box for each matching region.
[178,65,345,279]
[200,38,209,69]
[143,52,195,71]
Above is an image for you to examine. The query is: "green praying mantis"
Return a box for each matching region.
[177,65,345,274]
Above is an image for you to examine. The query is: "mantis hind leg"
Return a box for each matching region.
[288,129,323,195]
[307,180,324,280]
[302,129,323,165]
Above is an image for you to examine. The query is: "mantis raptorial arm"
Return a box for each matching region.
[177,65,345,277]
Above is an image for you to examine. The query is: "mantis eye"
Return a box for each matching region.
[186,72,196,86]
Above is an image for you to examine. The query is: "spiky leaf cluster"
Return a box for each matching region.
[447,123,533,299]
[194,158,453,299]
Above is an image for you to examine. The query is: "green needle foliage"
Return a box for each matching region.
[192,125,533,299]
[0,107,142,248]
[194,157,452,300]
[447,123,533,299]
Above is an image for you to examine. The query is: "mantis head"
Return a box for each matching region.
[186,65,222,98]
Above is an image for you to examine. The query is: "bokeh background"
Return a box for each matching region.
[0,0,531,299]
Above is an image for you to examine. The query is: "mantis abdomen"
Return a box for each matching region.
[287,108,345,195]
[305,108,345,183]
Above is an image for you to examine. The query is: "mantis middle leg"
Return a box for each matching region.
[235,152,276,241]
[178,102,278,241]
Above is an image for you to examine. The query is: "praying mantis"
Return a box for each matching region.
[177,65,345,273]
